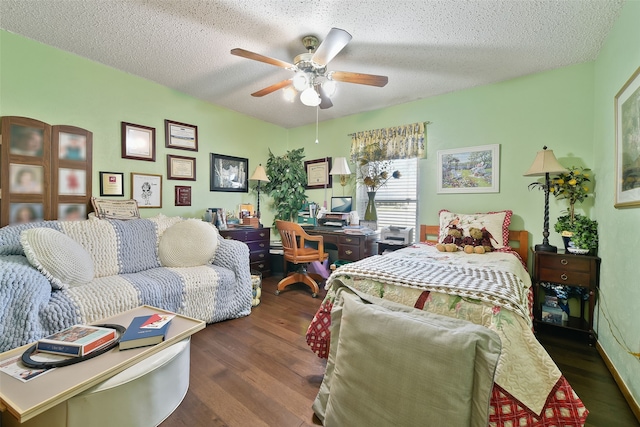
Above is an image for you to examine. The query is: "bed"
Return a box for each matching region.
[306,211,588,426]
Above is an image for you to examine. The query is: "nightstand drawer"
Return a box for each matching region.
[538,254,593,273]
[538,267,592,286]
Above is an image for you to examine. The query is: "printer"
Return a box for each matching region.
[380,226,414,245]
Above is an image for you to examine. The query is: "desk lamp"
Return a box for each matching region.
[250,164,270,220]
[524,146,568,252]
[329,157,351,195]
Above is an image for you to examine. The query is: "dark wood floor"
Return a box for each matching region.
[162,276,638,427]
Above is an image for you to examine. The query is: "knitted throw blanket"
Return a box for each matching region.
[329,249,531,322]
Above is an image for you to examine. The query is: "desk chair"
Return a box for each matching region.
[275,220,329,298]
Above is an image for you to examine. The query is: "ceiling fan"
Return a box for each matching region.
[231,28,388,109]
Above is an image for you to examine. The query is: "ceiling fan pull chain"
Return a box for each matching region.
[315,106,319,144]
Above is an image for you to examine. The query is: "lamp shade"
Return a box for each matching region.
[250,165,270,182]
[523,146,568,176]
[329,157,351,175]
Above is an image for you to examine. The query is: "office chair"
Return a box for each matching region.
[275,220,328,298]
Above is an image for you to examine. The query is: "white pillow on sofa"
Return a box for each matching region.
[20,228,95,290]
[159,219,219,267]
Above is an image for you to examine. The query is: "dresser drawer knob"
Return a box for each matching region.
[259,243,265,248]
[259,253,265,258]
[560,258,568,265]
[345,250,353,255]
[560,274,568,281]
[259,232,266,238]
[345,238,353,242]
[258,263,265,269]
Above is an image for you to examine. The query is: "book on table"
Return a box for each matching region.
[36,325,117,357]
[119,314,174,350]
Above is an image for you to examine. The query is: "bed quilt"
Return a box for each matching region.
[306,243,588,426]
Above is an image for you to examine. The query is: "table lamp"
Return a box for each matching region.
[250,164,270,220]
[524,146,568,252]
[329,157,351,195]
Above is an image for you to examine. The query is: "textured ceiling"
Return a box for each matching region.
[0,0,625,128]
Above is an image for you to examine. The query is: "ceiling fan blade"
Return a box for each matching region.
[251,80,292,97]
[312,28,352,66]
[317,85,333,109]
[231,48,294,69]
[330,71,389,87]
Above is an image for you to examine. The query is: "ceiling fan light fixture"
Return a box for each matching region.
[283,86,297,102]
[300,87,321,106]
[322,79,337,97]
[292,72,309,91]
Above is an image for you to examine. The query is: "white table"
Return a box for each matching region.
[0,305,205,425]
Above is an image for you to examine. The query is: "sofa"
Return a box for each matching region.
[0,214,252,353]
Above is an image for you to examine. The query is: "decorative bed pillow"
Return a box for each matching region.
[91,197,140,220]
[438,209,512,249]
[315,288,500,427]
[20,228,94,290]
[159,219,219,267]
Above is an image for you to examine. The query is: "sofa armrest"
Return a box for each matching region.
[212,236,251,278]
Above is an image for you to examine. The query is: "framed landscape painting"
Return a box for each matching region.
[615,66,640,208]
[437,144,500,194]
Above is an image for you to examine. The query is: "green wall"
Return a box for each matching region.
[291,62,596,247]
[0,30,287,221]
[592,0,640,408]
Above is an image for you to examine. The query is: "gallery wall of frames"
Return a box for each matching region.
[0,116,93,227]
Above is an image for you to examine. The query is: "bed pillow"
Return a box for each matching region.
[20,228,95,290]
[316,288,501,427]
[438,209,512,249]
[158,219,219,267]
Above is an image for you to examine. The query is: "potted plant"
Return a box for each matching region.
[555,214,598,254]
[549,166,592,249]
[263,148,307,225]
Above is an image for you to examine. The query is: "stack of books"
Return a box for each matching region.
[36,325,117,357]
[541,296,568,325]
[119,313,174,350]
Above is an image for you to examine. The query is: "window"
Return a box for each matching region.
[356,158,418,241]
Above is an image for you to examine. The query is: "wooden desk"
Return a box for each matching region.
[0,305,204,423]
[306,227,378,262]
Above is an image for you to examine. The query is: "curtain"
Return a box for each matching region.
[349,122,429,161]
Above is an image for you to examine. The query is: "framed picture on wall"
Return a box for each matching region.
[121,122,156,161]
[99,171,125,196]
[131,173,162,208]
[436,144,500,194]
[304,157,332,189]
[167,154,196,180]
[209,153,248,192]
[175,186,192,206]
[614,66,640,208]
[165,120,198,151]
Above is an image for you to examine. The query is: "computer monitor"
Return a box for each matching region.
[331,196,352,213]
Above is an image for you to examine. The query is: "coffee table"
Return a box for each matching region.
[0,305,205,425]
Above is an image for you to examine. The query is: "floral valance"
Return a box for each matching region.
[349,122,429,161]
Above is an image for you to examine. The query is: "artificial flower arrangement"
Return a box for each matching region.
[355,143,401,193]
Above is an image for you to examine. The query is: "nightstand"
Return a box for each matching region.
[533,251,600,344]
